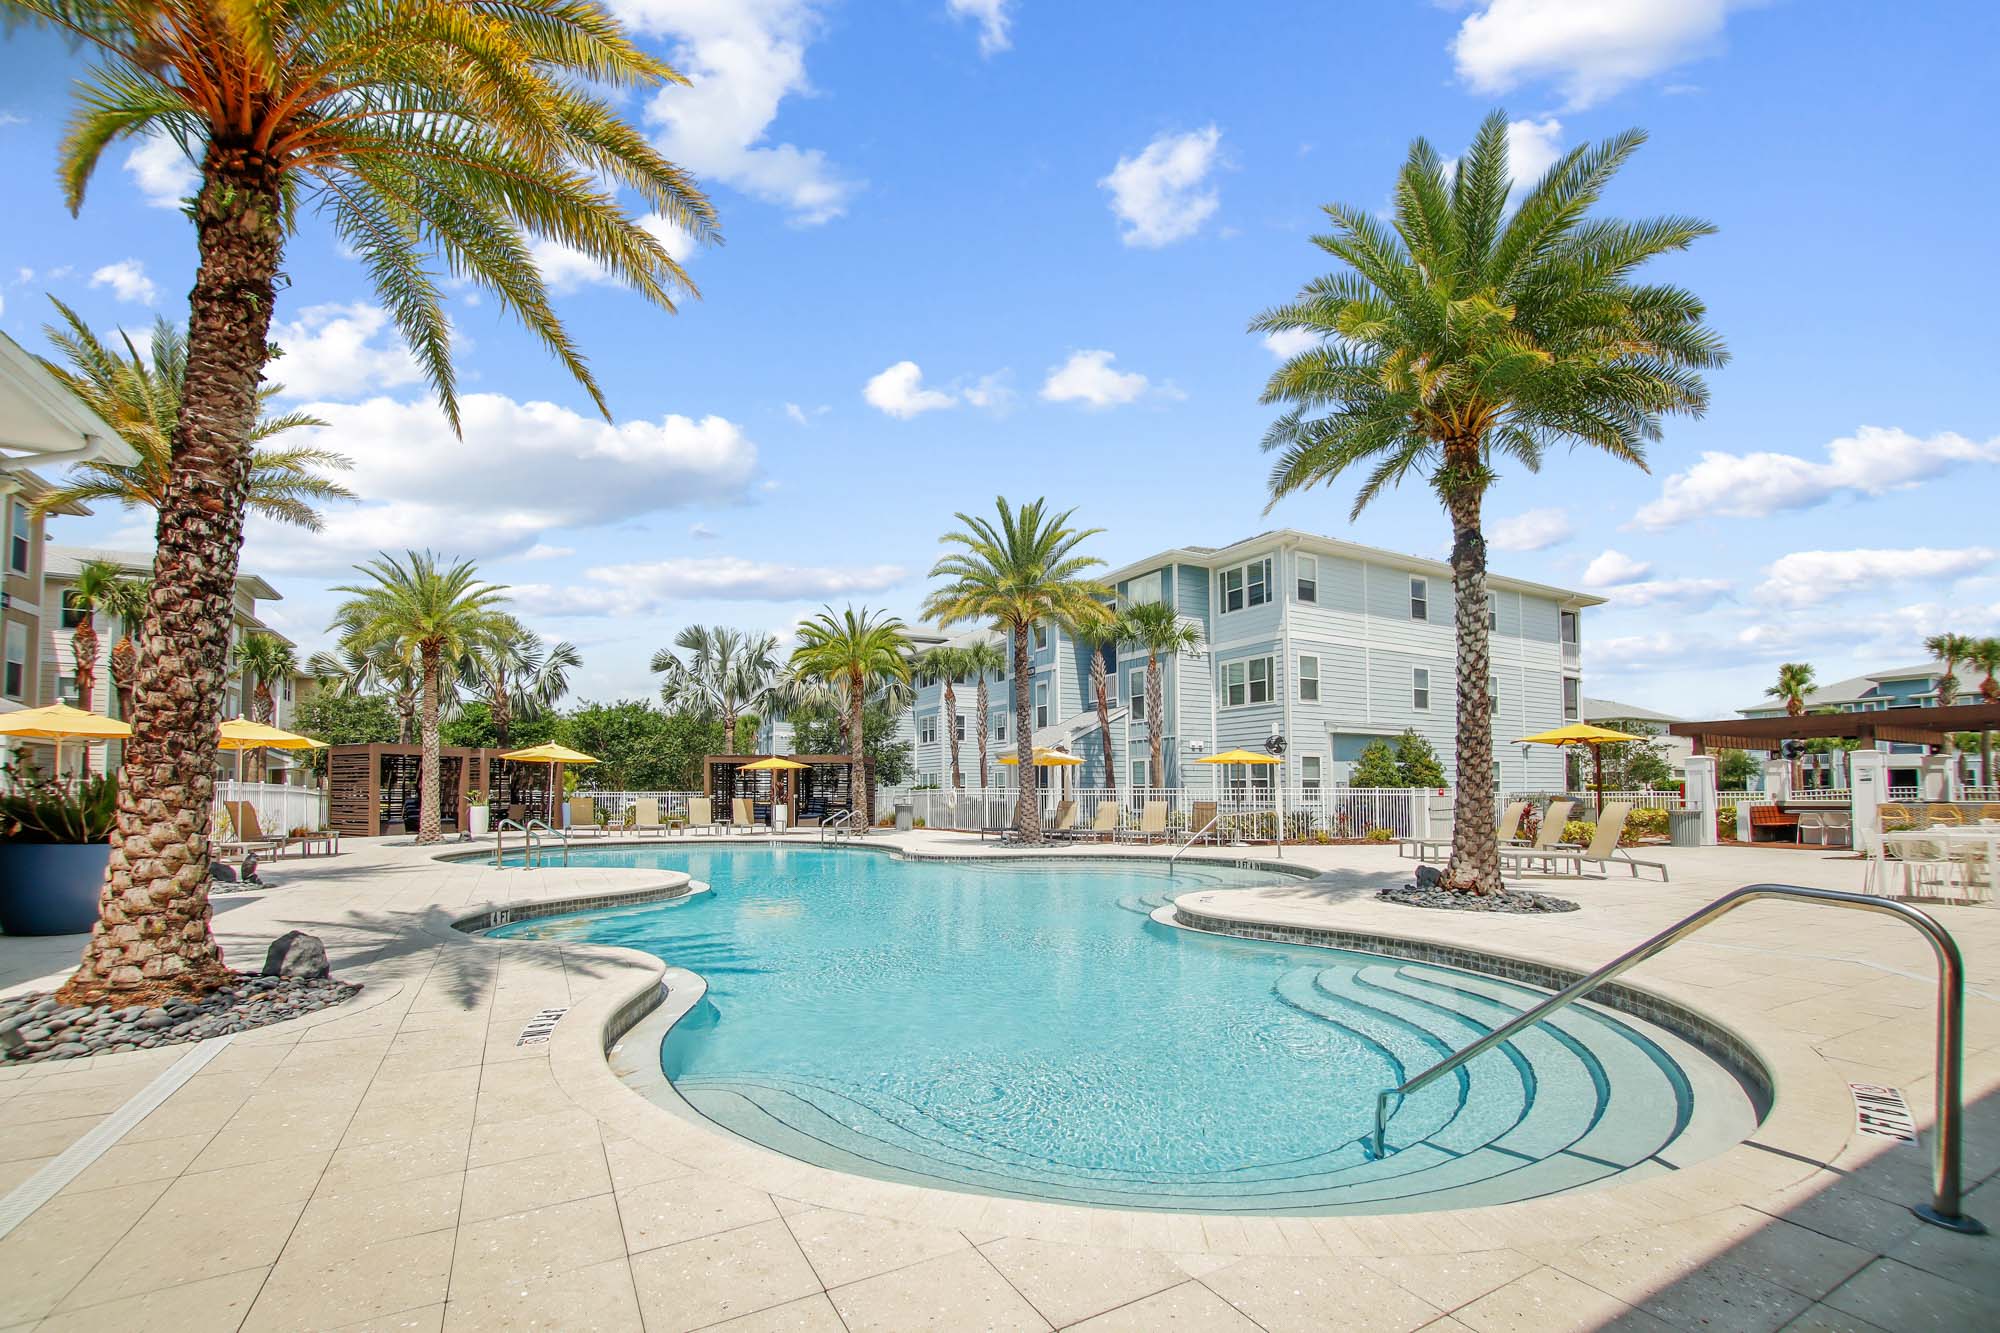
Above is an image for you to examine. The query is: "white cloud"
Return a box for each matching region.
[689,522,720,540]
[1756,547,1999,608]
[89,259,156,305]
[1451,0,1749,109]
[266,303,426,400]
[1582,549,1652,587]
[0,111,26,128]
[947,0,1012,54]
[1604,577,1733,609]
[1502,117,1564,191]
[1261,329,1320,360]
[1039,349,1170,409]
[514,556,906,616]
[520,544,574,561]
[1098,126,1223,248]
[1488,507,1573,552]
[122,133,198,208]
[863,361,957,419]
[784,403,809,425]
[530,212,698,293]
[1630,427,2000,530]
[961,370,1016,413]
[245,393,759,575]
[614,0,859,225]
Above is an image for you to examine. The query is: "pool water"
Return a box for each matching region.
[490,845,1759,1213]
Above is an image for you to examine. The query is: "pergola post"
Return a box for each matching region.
[1852,750,1888,858]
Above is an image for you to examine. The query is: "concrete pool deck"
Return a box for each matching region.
[0,831,1994,1330]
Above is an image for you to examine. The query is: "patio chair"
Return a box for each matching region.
[1502,803,1668,881]
[1114,799,1169,844]
[567,795,599,834]
[731,796,756,830]
[1524,800,1577,852]
[1058,802,1120,842]
[1867,833,1955,899]
[217,801,285,858]
[1877,803,1913,833]
[687,796,720,835]
[1929,805,1966,827]
[1496,800,1530,845]
[1189,800,1219,844]
[630,798,667,838]
[1047,800,1078,836]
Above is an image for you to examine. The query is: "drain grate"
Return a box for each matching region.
[1850,1083,1917,1143]
[517,1007,569,1046]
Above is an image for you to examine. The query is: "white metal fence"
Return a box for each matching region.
[219,780,326,834]
[902,786,1421,840]
[1503,788,1689,812]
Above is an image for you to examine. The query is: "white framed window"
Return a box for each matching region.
[1413,667,1431,711]
[994,712,1008,742]
[57,674,78,704]
[1563,676,1581,721]
[1249,658,1271,704]
[1127,668,1146,721]
[1128,744,1149,790]
[1035,681,1049,728]
[1489,673,1500,714]
[1301,756,1322,794]
[954,714,966,742]
[1410,576,1429,621]
[919,714,938,744]
[1560,609,1579,647]
[1246,558,1270,608]
[1217,558,1273,613]
[1296,554,1318,604]
[7,501,29,575]
[1298,655,1319,703]
[1487,592,1498,632]
[1123,569,1166,606]
[1034,623,1048,651]
[1222,656,1274,708]
[3,621,25,699]
[1219,566,1243,613]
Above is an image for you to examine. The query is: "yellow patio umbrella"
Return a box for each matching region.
[1517,722,1645,801]
[1196,748,1286,855]
[217,716,327,814]
[738,757,810,828]
[499,742,600,826]
[996,748,1084,766]
[0,701,130,777]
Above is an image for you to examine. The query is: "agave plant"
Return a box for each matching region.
[0,764,119,844]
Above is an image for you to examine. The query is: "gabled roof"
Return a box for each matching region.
[1734,661,1976,715]
[1582,696,1683,725]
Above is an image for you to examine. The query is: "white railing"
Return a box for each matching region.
[1787,788,1853,805]
[578,790,703,824]
[1964,786,2000,802]
[219,780,326,834]
[1505,788,1689,811]
[1888,786,1923,803]
[904,786,1420,840]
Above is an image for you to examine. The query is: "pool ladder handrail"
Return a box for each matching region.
[523,818,569,867]
[493,817,534,869]
[1367,883,1983,1235]
[1168,815,1221,869]
[820,809,859,843]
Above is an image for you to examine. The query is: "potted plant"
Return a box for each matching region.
[465,787,490,836]
[0,763,119,936]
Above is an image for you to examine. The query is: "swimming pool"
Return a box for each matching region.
[489,845,1760,1213]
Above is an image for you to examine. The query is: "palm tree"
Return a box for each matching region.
[1924,631,1977,782]
[1250,112,1726,895]
[916,645,975,790]
[1065,618,1121,796]
[331,553,508,845]
[923,499,1112,843]
[32,301,350,530]
[1767,663,1817,718]
[1970,637,2000,787]
[98,573,150,722]
[961,639,1007,788]
[653,626,781,755]
[788,607,911,825]
[465,616,579,749]
[1117,602,1204,791]
[232,630,297,786]
[60,558,125,772]
[24,1,714,1001]
[307,639,423,745]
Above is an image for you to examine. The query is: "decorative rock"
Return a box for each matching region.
[1377,884,1580,914]
[1413,864,1445,888]
[48,1042,90,1058]
[210,859,238,884]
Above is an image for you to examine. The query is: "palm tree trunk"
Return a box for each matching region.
[944,679,962,789]
[847,678,867,826]
[976,676,990,789]
[418,646,443,845]
[1093,648,1116,796]
[59,153,282,1002]
[1013,625,1040,841]
[1442,484,1501,896]
[726,706,740,756]
[494,667,513,748]
[71,615,98,775]
[1146,653,1163,790]
[110,634,137,721]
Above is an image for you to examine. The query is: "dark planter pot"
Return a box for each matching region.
[0,842,112,936]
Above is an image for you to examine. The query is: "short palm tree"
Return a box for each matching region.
[1065,618,1121,796]
[1767,663,1817,718]
[98,573,150,722]
[916,645,975,790]
[653,626,781,755]
[60,558,125,771]
[1970,637,2000,787]
[232,630,297,785]
[331,553,508,845]
[923,499,1111,842]
[308,638,423,744]
[466,616,579,749]
[22,0,715,1001]
[1117,601,1204,791]
[788,607,911,824]
[1251,111,1726,894]
[961,639,1007,788]
[32,301,350,530]
[1924,631,1977,779]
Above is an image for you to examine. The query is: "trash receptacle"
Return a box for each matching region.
[1669,809,1702,847]
[895,798,913,832]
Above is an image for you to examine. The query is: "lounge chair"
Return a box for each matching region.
[568,795,600,834]
[1059,803,1120,842]
[1047,800,1078,836]
[217,801,285,858]
[1502,802,1668,881]
[1525,800,1576,852]
[1115,799,1169,845]
[1496,800,1530,845]
[731,797,756,830]
[1189,800,1219,844]
[630,798,667,838]
[687,796,720,835]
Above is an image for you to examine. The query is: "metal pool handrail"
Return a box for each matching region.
[1168,815,1221,869]
[1368,883,1984,1235]
[521,818,569,867]
[820,809,859,843]
[493,818,535,869]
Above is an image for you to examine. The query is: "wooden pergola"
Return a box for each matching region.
[325,744,556,836]
[1668,701,2000,755]
[702,753,864,826]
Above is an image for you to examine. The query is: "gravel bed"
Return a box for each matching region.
[1376,885,1580,913]
[0,975,361,1063]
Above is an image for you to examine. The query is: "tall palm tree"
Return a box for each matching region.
[788,607,911,825]
[1251,112,1726,895]
[24,0,714,1001]
[32,301,350,530]
[1924,631,1977,781]
[60,558,125,772]
[465,616,579,749]
[231,630,296,785]
[1767,663,1817,718]
[1065,618,1120,796]
[1970,637,2000,787]
[916,645,975,790]
[923,499,1112,843]
[331,553,508,845]
[307,639,422,744]
[653,626,781,755]
[961,639,1007,788]
[98,573,151,722]
[1117,602,1204,791]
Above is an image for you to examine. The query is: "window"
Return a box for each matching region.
[919,714,938,744]
[282,677,293,702]
[1123,569,1166,606]
[1301,756,1322,794]
[1129,744,1149,790]
[1489,674,1500,715]
[953,714,966,742]
[1222,656,1274,708]
[1127,668,1146,721]
[1297,654,1319,702]
[1034,623,1048,651]
[1217,558,1272,613]
[1296,554,1318,604]
[1487,592,1498,632]
[60,590,90,630]
[3,622,24,699]
[57,674,79,705]
[1246,558,1269,608]
[1563,676,1581,721]
[1410,577,1429,621]
[1560,610,1579,647]
[994,712,1008,742]
[1219,567,1243,613]
[7,501,28,575]
[1413,667,1430,711]
[1035,681,1048,728]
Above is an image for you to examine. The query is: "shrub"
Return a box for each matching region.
[0,767,118,843]
[1363,826,1394,843]
[1625,807,1670,840]
[1716,806,1737,840]
[912,817,926,828]
[1562,819,1597,847]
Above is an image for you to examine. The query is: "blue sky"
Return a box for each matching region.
[3,0,1997,719]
